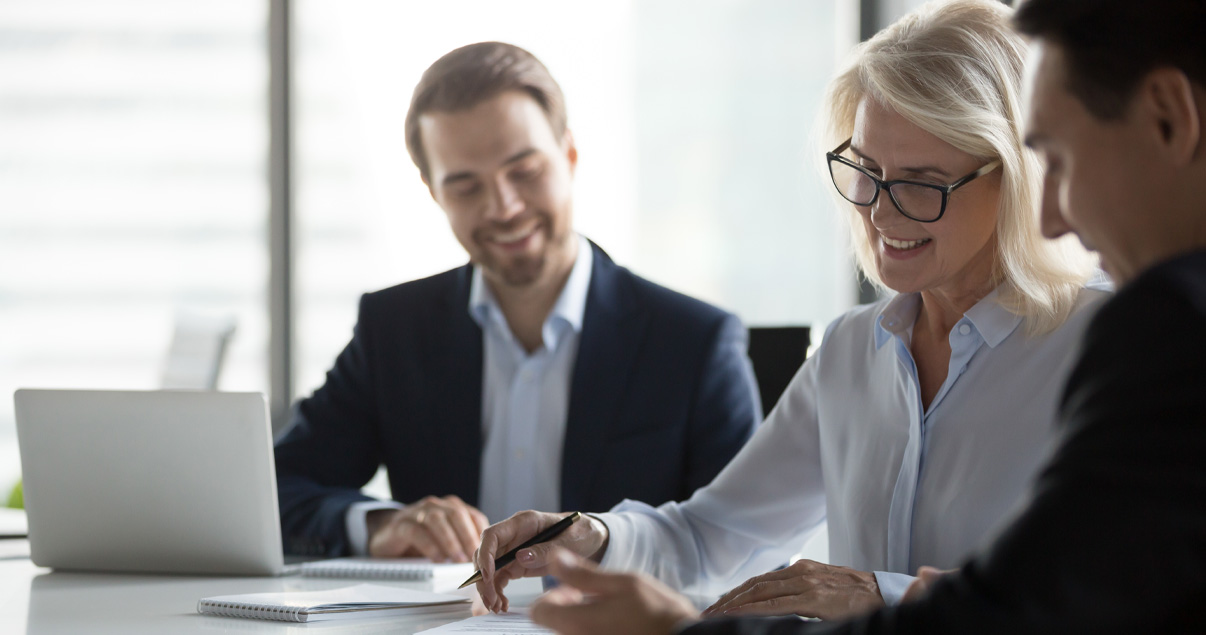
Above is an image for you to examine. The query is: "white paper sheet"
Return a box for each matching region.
[416,612,553,634]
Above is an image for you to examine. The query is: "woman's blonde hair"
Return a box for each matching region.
[819,0,1096,334]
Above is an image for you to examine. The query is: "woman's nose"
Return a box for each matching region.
[869,190,904,224]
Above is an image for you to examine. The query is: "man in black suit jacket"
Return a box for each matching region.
[515,2,1206,633]
[274,42,760,561]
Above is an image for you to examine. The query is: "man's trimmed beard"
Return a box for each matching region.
[490,251,547,287]
[476,212,575,289]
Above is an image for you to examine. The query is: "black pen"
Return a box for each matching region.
[459,511,582,589]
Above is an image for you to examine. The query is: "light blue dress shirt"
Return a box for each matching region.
[342,235,592,553]
[596,285,1109,604]
[471,235,593,523]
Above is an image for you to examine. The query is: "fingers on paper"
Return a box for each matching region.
[707,579,800,616]
[705,565,801,615]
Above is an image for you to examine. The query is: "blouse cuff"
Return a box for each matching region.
[874,570,916,605]
[591,510,636,571]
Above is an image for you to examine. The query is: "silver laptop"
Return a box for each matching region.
[14,389,286,576]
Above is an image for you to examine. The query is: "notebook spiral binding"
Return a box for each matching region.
[300,560,447,580]
[198,600,306,622]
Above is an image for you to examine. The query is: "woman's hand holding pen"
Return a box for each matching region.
[474,510,610,613]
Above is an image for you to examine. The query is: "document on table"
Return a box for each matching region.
[416,612,553,634]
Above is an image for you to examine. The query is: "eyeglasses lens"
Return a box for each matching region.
[829,159,944,221]
[887,183,943,222]
[829,160,877,205]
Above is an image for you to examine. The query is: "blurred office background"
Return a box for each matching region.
[0,0,945,494]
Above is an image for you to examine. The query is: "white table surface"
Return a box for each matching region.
[0,541,545,634]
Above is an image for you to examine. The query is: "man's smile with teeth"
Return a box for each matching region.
[492,225,538,244]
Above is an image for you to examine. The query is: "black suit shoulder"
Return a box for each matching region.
[1059,251,1206,439]
[1087,249,1206,332]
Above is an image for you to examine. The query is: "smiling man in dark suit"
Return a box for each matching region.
[273,41,761,563]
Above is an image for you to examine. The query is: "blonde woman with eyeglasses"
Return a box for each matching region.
[474,0,1107,626]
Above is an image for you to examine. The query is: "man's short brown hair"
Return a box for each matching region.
[404,41,568,182]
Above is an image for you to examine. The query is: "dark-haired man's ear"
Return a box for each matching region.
[1141,68,1201,166]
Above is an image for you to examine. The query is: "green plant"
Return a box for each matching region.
[6,479,22,509]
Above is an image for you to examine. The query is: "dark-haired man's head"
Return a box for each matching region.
[405,42,578,292]
[1017,0,1206,284]
[1015,0,1206,120]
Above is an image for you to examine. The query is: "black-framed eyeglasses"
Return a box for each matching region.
[826,138,1001,223]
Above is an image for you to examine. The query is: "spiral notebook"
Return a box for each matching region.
[300,557,476,582]
[197,584,471,623]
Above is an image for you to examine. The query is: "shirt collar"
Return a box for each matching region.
[468,234,593,344]
[874,293,921,349]
[962,285,1023,348]
[873,284,1023,350]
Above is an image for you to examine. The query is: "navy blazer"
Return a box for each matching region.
[275,242,761,556]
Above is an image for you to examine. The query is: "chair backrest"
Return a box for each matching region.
[747,326,811,414]
[160,313,237,390]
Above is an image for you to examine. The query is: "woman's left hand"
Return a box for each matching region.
[702,559,883,620]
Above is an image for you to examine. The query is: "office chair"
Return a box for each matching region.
[160,313,237,390]
[747,326,811,414]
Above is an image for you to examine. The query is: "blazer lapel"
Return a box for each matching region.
[561,243,648,510]
[426,265,484,505]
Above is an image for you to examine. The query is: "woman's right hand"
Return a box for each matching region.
[474,510,610,613]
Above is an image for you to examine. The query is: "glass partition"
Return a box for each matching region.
[0,1,269,487]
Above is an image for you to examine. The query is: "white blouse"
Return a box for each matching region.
[596,285,1109,603]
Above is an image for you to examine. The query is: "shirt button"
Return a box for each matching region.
[958,324,971,335]
[514,449,525,461]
